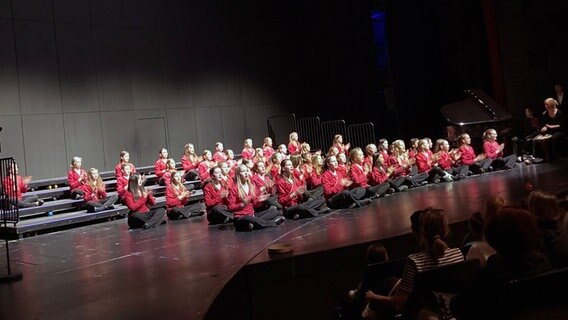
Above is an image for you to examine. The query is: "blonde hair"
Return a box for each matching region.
[87,168,104,191]
[235,164,256,201]
[70,156,82,168]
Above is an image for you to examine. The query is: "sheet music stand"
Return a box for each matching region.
[0,157,23,283]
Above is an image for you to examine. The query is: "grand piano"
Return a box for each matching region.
[441,89,515,150]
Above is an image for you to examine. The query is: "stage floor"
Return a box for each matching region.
[1,160,567,320]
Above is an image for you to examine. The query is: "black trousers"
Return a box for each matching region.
[233,206,282,231]
[128,208,166,229]
[207,205,234,225]
[167,202,206,220]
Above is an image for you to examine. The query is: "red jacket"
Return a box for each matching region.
[227,183,261,218]
[124,192,156,213]
[368,167,388,185]
[277,176,303,208]
[458,145,476,165]
[181,155,198,172]
[154,159,167,178]
[116,175,129,198]
[2,175,26,200]
[269,165,281,181]
[307,170,323,189]
[263,146,275,160]
[252,174,274,195]
[388,156,409,177]
[321,169,346,199]
[349,163,369,188]
[288,142,300,155]
[203,182,228,210]
[483,141,503,159]
[166,185,189,210]
[415,150,434,173]
[114,163,136,179]
[67,168,87,192]
[213,151,226,163]
[437,151,453,170]
[241,147,255,161]
[198,160,213,181]
[83,184,107,203]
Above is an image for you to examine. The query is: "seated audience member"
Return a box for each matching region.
[1,162,43,208]
[82,168,118,213]
[363,208,464,319]
[449,207,551,320]
[528,190,568,267]
[464,196,504,266]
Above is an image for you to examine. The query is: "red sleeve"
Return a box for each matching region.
[117,177,127,198]
[198,161,211,181]
[369,167,387,185]
[415,153,431,173]
[349,164,368,188]
[458,146,475,165]
[308,171,322,188]
[227,185,242,212]
[322,170,343,199]
[437,152,452,170]
[204,183,222,209]
[114,164,122,179]
[166,186,186,209]
[483,141,501,159]
[288,142,298,155]
[277,178,298,208]
[124,193,148,212]
[67,170,83,190]
[83,185,95,202]
[154,160,166,177]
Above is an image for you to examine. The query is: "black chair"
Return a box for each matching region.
[334,258,406,320]
[499,266,568,319]
[405,259,481,319]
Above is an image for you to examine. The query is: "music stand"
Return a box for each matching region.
[0,157,23,283]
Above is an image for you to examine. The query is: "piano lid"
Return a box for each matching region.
[441,89,513,125]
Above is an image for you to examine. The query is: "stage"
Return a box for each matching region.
[1,160,567,320]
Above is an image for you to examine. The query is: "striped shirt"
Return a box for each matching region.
[398,248,464,293]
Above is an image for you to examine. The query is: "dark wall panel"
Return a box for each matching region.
[0,115,25,171]
[100,111,138,170]
[128,30,165,110]
[221,106,246,152]
[245,104,284,145]
[53,0,91,24]
[155,0,191,31]
[22,114,67,179]
[0,0,11,18]
[63,112,105,171]
[12,0,53,21]
[137,117,167,167]
[15,20,62,115]
[0,19,20,116]
[93,27,133,111]
[166,108,198,160]
[90,0,125,27]
[124,0,156,30]
[194,106,223,153]
[160,32,193,109]
[56,23,99,113]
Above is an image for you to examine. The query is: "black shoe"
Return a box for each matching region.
[160,220,167,225]
[386,188,395,195]
[247,223,254,231]
[275,216,286,225]
[398,185,408,192]
[143,223,150,229]
[223,216,231,224]
[292,213,300,220]
[487,166,494,172]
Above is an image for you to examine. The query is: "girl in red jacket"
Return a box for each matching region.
[349,148,390,199]
[124,173,166,229]
[456,133,492,174]
[227,164,284,231]
[434,139,469,180]
[2,162,42,208]
[415,139,454,183]
[114,151,136,180]
[278,159,328,219]
[482,128,517,170]
[67,156,87,200]
[116,163,131,200]
[241,138,256,162]
[154,148,168,179]
[166,171,205,220]
[83,168,118,213]
[262,137,275,160]
[288,131,301,155]
[332,134,351,155]
[181,143,200,181]
[203,166,233,225]
[321,156,368,209]
[251,161,281,210]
